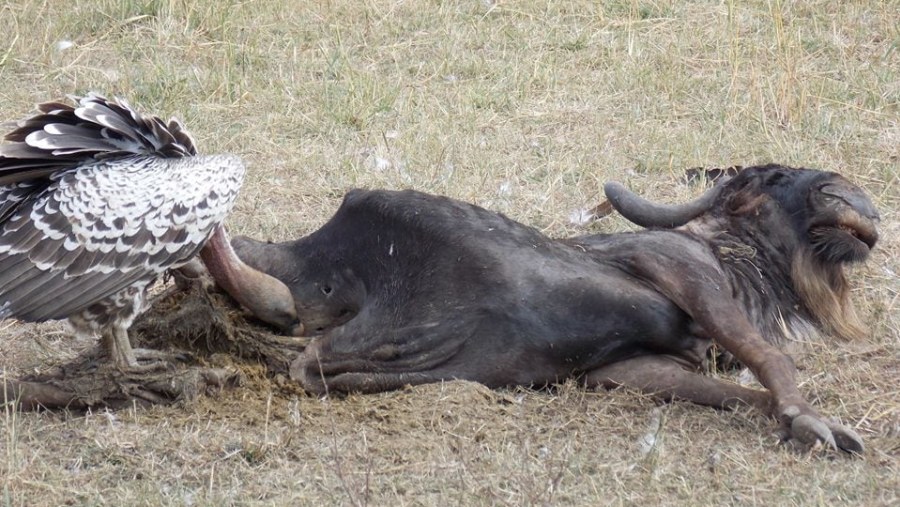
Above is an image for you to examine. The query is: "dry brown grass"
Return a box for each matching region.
[1,0,898,505]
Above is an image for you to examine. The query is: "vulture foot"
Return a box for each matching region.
[109,348,192,374]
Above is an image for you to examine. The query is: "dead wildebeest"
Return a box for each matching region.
[233,164,879,453]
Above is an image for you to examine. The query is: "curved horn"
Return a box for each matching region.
[603,181,722,228]
[201,226,304,336]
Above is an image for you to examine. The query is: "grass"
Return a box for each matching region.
[1,0,898,505]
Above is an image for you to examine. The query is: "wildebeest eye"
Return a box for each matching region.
[321,285,333,296]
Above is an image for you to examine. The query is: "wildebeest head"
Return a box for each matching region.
[606,164,879,264]
[605,164,880,340]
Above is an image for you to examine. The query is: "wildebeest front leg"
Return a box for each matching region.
[584,355,774,412]
[636,256,864,453]
[291,322,472,395]
[694,305,862,453]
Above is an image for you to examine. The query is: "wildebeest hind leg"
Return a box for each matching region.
[584,355,773,413]
[292,343,447,394]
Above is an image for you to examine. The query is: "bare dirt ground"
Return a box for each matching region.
[1,1,898,505]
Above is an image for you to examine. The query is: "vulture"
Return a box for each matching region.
[0,93,300,371]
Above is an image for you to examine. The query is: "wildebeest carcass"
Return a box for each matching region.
[233,164,879,453]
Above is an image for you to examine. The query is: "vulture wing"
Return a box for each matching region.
[0,93,245,322]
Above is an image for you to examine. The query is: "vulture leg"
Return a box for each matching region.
[200,225,303,335]
[101,323,170,373]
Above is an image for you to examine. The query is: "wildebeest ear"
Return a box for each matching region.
[682,166,742,186]
[725,176,768,216]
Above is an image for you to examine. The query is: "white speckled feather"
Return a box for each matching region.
[0,93,245,325]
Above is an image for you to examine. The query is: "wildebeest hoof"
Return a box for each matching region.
[826,421,864,455]
[790,414,836,449]
[784,413,864,454]
[289,344,327,395]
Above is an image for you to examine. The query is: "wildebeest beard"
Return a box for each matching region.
[692,210,862,347]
